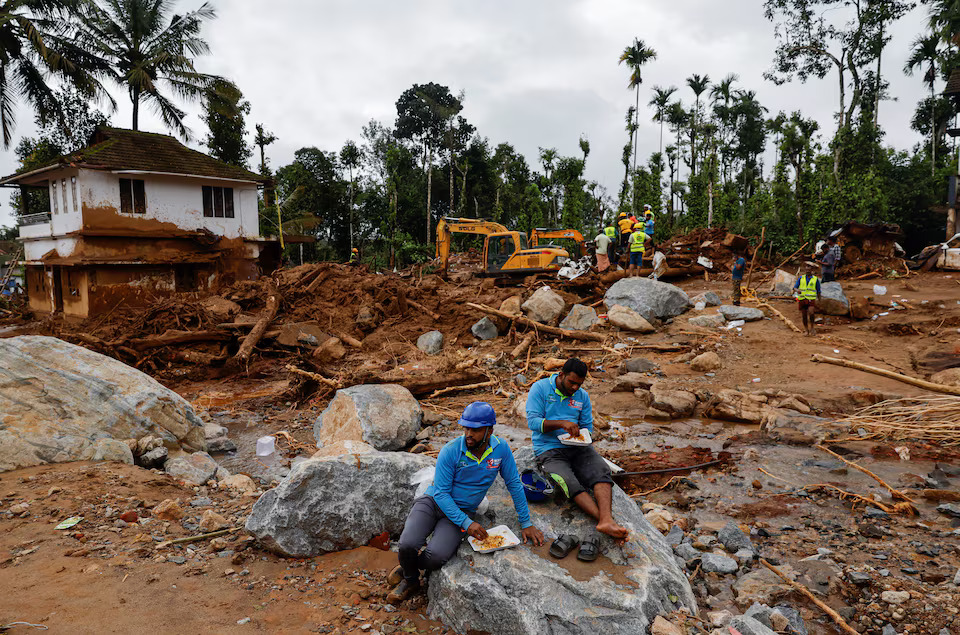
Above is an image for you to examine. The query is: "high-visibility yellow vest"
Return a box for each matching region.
[629,232,646,253]
[604,226,616,239]
[797,275,819,300]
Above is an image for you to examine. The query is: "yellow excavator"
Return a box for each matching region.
[529,228,588,258]
[435,217,569,276]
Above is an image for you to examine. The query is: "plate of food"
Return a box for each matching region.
[558,429,592,446]
[467,525,521,553]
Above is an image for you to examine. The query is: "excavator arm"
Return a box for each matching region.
[435,217,510,272]
[530,228,587,257]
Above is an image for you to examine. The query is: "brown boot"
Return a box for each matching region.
[386,565,403,588]
[387,578,421,604]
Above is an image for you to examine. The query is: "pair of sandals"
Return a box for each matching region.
[549,533,598,562]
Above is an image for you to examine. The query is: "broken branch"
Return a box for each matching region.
[759,559,859,635]
[427,379,497,399]
[407,298,441,321]
[285,364,340,389]
[815,444,917,505]
[811,354,960,396]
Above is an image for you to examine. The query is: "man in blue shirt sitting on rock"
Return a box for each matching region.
[386,401,544,604]
[526,358,629,546]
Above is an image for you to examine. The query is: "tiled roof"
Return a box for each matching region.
[944,68,960,97]
[1,127,269,184]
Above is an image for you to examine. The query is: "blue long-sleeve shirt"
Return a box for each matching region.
[425,435,532,530]
[525,374,593,456]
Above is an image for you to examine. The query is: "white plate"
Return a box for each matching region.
[558,429,592,446]
[467,525,521,553]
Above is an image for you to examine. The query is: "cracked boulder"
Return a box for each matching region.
[246,450,434,556]
[0,335,206,472]
[314,384,422,451]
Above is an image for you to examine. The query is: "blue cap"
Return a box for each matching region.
[458,401,496,428]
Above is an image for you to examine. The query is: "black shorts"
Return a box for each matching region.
[536,446,613,499]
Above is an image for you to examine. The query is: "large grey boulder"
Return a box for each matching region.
[416,330,444,354]
[604,278,692,323]
[0,336,206,473]
[816,281,849,316]
[427,447,695,635]
[689,313,726,328]
[522,287,565,324]
[471,317,499,340]
[718,305,765,322]
[607,304,656,333]
[559,304,600,331]
[314,384,422,451]
[245,451,434,556]
[165,451,219,485]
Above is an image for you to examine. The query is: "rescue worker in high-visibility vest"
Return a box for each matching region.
[603,223,618,266]
[627,222,646,277]
[616,212,634,260]
[348,247,359,265]
[793,262,822,336]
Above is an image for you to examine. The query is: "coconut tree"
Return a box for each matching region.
[685,74,710,176]
[904,33,941,175]
[0,0,111,147]
[648,85,676,158]
[619,38,657,211]
[710,74,738,181]
[73,0,219,139]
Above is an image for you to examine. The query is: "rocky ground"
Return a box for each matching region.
[2,253,960,634]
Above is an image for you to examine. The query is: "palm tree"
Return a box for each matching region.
[666,101,689,212]
[0,0,111,147]
[710,74,738,181]
[648,85,676,158]
[904,33,941,175]
[619,38,657,211]
[686,74,710,176]
[74,0,218,139]
[539,147,558,223]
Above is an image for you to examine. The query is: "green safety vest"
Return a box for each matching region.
[604,226,616,239]
[629,233,646,253]
[797,275,818,300]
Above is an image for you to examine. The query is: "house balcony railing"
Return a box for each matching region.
[18,212,51,226]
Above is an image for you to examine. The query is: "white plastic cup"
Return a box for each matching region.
[256,436,276,457]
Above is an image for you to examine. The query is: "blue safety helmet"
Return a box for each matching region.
[521,469,555,502]
[458,401,496,428]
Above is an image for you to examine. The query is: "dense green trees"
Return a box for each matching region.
[4,2,959,266]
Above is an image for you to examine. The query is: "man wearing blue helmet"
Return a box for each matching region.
[386,401,544,603]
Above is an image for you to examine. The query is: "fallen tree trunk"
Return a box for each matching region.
[811,354,960,396]
[599,266,702,285]
[304,269,334,294]
[232,281,280,366]
[401,372,489,397]
[125,330,233,350]
[466,303,605,342]
[171,350,228,365]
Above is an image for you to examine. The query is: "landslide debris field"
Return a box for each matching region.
[2,241,960,635]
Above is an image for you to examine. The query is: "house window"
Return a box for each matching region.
[119,178,146,214]
[71,177,78,212]
[51,181,58,214]
[61,178,68,213]
[202,186,234,218]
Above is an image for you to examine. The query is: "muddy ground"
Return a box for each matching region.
[2,260,960,634]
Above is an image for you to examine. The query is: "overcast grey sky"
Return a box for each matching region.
[0,0,937,228]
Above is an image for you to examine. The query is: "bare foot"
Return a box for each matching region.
[597,519,629,544]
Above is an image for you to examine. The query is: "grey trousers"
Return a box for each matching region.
[397,496,467,582]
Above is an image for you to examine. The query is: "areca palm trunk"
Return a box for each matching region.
[931,73,936,177]
[633,83,640,213]
[132,86,141,130]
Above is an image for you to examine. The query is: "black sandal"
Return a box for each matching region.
[548,534,579,559]
[577,536,600,562]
